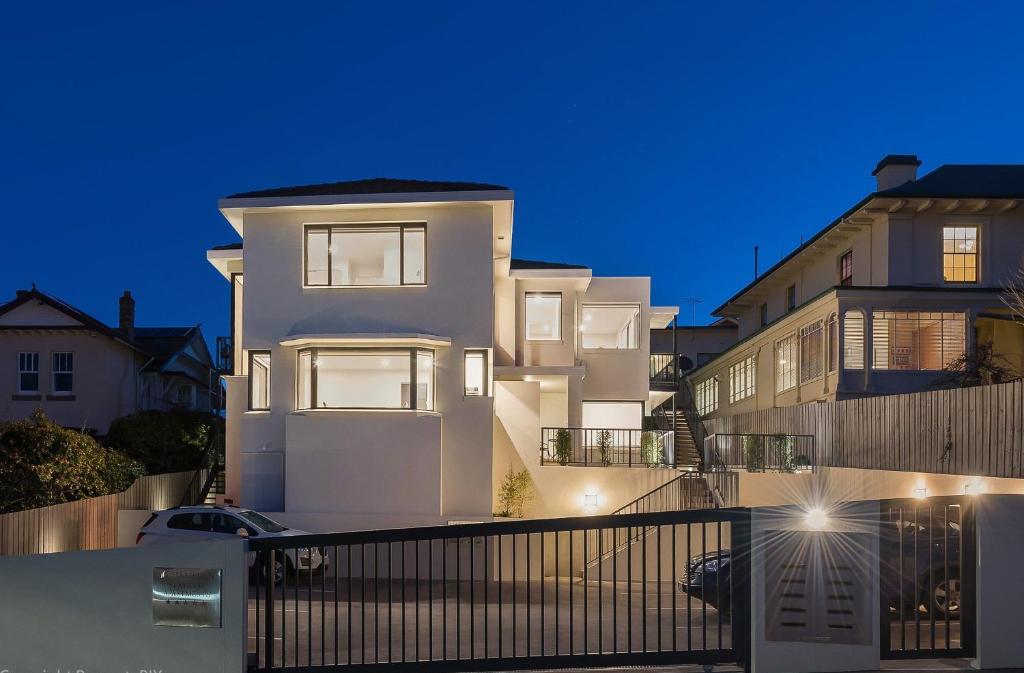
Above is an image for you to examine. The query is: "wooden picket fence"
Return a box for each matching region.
[703,379,1024,479]
[0,470,202,556]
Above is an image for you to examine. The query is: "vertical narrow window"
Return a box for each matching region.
[696,376,719,415]
[729,354,756,403]
[464,349,489,396]
[525,292,561,341]
[843,311,864,370]
[759,303,768,328]
[943,226,978,283]
[839,250,853,286]
[51,352,73,394]
[827,313,839,373]
[799,320,824,383]
[786,285,797,311]
[775,335,797,393]
[18,352,39,393]
[249,350,271,410]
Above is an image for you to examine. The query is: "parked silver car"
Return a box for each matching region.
[137,505,326,583]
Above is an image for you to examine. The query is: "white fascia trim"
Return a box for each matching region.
[279,333,452,348]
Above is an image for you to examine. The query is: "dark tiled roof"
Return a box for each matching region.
[134,327,198,371]
[877,164,1024,199]
[226,178,509,200]
[510,258,589,270]
[210,241,242,251]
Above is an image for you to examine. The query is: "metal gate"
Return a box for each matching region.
[879,496,976,659]
[248,508,751,672]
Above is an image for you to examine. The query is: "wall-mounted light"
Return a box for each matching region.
[913,486,928,500]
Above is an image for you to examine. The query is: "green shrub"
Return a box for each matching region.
[105,410,221,474]
[0,410,144,513]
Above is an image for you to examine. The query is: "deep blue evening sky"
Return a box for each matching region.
[3,2,1024,341]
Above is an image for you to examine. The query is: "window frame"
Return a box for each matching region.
[838,250,853,286]
[942,225,980,284]
[463,348,490,397]
[579,303,641,350]
[524,292,563,342]
[248,350,271,411]
[295,346,437,411]
[50,351,73,395]
[728,354,757,404]
[17,352,39,394]
[303,222,427,288]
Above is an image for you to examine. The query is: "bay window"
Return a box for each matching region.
[305,223,426,287]
[525,292,561,341]
[296,347,435,410]
[799,319,824,383]
[580,303,640,349]
[871,311,965,371]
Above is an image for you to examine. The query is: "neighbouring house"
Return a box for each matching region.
[207,178,696,531]
[687,155,1024,420]
[0,287,220,434]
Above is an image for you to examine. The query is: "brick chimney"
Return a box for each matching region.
[119,290,135,342]
[872,154,921,191]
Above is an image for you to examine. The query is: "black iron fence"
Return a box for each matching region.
[703,433,815,473]
[540,428,674,467]
[248,509,752,672]
[880,496,975,659]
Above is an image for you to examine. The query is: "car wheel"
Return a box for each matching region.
[931,577,961,617]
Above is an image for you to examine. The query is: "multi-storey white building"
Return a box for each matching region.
[208,179,689,531]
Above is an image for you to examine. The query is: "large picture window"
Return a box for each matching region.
[696,376,718,415]
[305,223,426,287]
[296,347,435,410]
[580,304,640,349]
[525,293,561,341]
[872,311,965,371]
[775,335,797,393]
[729,355,756,403]
[799,319,824,384]
[943,226,978,283]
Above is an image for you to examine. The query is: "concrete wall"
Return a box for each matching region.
[0,539,247,673]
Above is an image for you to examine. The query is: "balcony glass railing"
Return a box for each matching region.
[540,427,674,467]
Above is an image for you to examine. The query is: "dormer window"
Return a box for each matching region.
[305,223,426,287]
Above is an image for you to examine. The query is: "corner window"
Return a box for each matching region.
[18,352,39,393]
[759,303,768,328]
[943,226,978,283]
[580,304,640,349]
[799,319,824,384]
[786,285,797,312]
[695,376,718,415]
[525,293,561,341]
[839,250,853,286]
[248,351,271,411]
[51,352,73,394]
[729,355,756,403]
[305,223,426,287]
[843,311,865,370]
[871,311,965,371]
[296,347,435,410]
[464,349,490,396]
[775,335,797,393]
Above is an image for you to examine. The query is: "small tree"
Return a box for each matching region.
[495,464,534,518]
[0,410,144,513]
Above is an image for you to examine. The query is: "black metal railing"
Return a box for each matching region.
[703,433,815,473]
[217,335,233,374]
[248,508,752,672]
[540,428,674,467]
[649,354,678,386]
[880,496,975,659]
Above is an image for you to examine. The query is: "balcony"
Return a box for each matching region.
[649,353,679,390]
[703,433,816,473]
[540,427,675,467]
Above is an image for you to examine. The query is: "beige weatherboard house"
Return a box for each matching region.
[688,155,1024,421]
[207,178,691,532]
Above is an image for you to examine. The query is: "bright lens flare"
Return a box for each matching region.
[804,508,828,530]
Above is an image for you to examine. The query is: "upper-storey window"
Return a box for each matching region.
[580,304,640,349]
[525,292,561,341]
[943,226,978,283]
[296,347,434,410]
[839,250,853,286]
[871,311,965,371]
[305,224,426,287]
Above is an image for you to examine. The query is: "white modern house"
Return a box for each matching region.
[207,179,689,531]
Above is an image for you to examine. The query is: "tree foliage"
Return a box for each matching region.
[0,410,144,514]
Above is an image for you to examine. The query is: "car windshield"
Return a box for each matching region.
[236,510,288,533]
